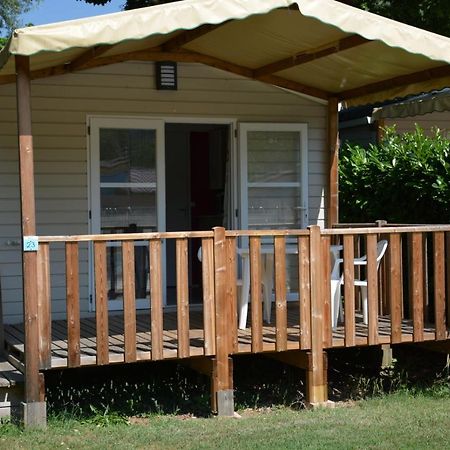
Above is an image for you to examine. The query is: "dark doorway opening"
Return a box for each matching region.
[165,123,230,304]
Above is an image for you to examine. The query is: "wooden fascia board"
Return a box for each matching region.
[254,35,369,78]
[339,64,450,101]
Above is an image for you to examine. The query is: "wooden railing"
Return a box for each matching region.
[33,225,450,371]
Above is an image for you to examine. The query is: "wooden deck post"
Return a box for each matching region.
[307,226,328,405]
[327,97,339,228]
[213,227,234,416]
[15,55,46,427]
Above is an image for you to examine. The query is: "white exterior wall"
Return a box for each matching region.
[385,111,450,137]
[0,61,327,323]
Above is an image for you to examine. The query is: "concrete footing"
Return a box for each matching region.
[216,389,234,416]
[21,401,47,428]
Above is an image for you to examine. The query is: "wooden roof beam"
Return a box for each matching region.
[161,22,229,52]
[68,44,115,71]
[339,64,450,101]
[0,46,330,100]
[254,35,369,78]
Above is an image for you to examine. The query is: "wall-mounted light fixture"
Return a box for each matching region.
[155,61,177,90]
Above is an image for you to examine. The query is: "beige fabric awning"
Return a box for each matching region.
[372,89,450,119]
[1,0,450,106]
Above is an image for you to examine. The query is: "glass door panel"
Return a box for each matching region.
[239,123,308,300]
[90,117,165,310]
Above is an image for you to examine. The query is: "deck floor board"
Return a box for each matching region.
[3,302,442,370]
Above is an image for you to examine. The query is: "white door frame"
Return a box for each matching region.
[87,115,238,311]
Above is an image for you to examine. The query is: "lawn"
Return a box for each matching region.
[1,392,450,449]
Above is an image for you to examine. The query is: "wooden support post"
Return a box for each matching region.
[16,55,46,427]
[327,97,339,227]
[308,226,328,404]
[183,356,233,414]
[213,227,234,416]
[305,351,328,407]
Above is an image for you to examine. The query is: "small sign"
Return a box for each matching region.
[23,236,39,252]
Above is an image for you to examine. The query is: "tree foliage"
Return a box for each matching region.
[339,127,450,224]
[348,0,450,37]
[79,0,450,36]
[0,0,39,37]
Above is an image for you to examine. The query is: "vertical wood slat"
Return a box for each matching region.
[250,236,263,353]
[433,232,446,340]
[274,236,287,352]
[388,234,403,344]
[213,227,231,391]
[446,233,450,328]
[321,236,332,347]
[410,233,424,342]
[226,237,238,353]
[37,242,51,369]
[122,241,137,363]
[298,236,311,349]
[65,242,80,368]
[94,241,109,365]
[150,239,164,360]
[202,238,216,356]
[366,234,378,345]
[176,238,190,358]
[343,235,355,347]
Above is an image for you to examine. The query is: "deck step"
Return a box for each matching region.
[0,358,24,418]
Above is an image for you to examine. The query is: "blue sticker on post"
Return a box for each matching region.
[23,236,39,252]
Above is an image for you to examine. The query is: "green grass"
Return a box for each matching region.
[1,391,450,449]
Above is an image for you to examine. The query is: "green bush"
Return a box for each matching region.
[339,126,450,223]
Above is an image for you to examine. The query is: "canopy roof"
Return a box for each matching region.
[373,89,450,119]
[1,0,450,106]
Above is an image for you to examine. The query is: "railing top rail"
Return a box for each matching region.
[225,229,310,237]
[323,224,450,235]
[38,230,214,243]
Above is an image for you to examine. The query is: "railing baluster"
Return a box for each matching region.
[202,237,216,356]
[226,236,238,353]
[298,235,311,349]
[446,232,450,328]
[388,234,403,344]
[321,236,332,347]
[94,241,109,365]
[366,234,378,345]
[343,235,355,346]
[37,242,51,369]
[433,232,446,340]
[274,236,287,351]
[176,238,190,358]
[150,239,163,360]
[65,242,80,368]
[410,232,424,342]
[122,241,137,363]
[250,236,263,353]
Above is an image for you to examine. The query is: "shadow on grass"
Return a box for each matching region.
[44,345,450,422]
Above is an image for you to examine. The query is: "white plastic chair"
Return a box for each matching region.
[331,240,388,327]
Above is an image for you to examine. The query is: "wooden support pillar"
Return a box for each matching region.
[16,55,46,427]
[213,227,234,416]
[327,97,339,228]
[182,356,233,414]
[308,226,328,404]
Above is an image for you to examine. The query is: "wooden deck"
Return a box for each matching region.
[4,302,440,370]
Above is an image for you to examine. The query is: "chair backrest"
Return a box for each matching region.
[376,240,388,268]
